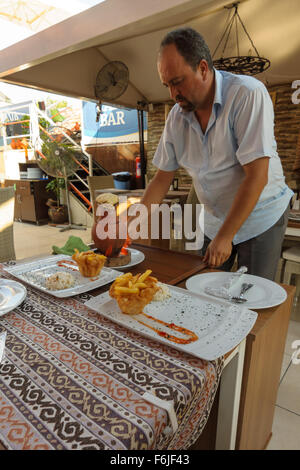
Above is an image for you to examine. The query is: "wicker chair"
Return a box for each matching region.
[0,186,16,262]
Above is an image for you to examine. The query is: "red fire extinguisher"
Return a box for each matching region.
[135,155,141,178]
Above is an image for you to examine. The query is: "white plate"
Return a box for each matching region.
[5,255,120,298]
[186,272,287,310]
[113,248,145,269]
[85,285,257,361]
[0,279,27,316]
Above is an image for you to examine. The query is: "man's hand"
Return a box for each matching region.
[203,234,233,268]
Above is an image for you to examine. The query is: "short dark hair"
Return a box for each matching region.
[160,27,213,70]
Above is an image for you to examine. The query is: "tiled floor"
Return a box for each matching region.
[10,221,300,450]
[13,220,93,261]
[267,319,300,450]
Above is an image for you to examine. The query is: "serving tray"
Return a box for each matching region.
[85,285,258,360]
[5,255,120,298]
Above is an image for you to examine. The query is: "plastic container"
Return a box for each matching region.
[27,168,42,179]
[112,172,131,190]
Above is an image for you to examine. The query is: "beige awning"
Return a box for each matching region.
[0,0,299,109]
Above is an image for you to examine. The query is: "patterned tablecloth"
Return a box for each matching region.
[0,264,224,450]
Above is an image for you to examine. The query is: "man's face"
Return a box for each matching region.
[157,43,207,111]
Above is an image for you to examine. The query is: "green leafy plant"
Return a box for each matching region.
[46,178,66,209]
[21,114,50,134]
[46,98,67,123]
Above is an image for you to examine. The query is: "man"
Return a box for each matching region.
[138,27,293,280]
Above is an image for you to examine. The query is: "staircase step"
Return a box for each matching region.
[75,169,90,177]
[69,178,88,184]
[70,183,89,192]
[69,188,91,209]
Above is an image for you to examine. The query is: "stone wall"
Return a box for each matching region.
[146,102,192,186]
[88,143,142,175]
[267,83,300,188]
[146,84,300,189]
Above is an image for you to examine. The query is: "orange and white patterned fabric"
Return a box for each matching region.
[0,265,223,450]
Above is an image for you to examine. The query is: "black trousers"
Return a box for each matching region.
[201,205,290,280]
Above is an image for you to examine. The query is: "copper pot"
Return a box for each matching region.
[91,205,127,257]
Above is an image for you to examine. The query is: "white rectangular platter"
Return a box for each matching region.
[85,285,258,361]
[5,255,120,298]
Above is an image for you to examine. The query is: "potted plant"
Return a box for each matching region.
[46,178,68,224]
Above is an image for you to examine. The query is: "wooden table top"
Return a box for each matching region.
[128,243,206,285]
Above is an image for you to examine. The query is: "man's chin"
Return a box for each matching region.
[178,101,195,112]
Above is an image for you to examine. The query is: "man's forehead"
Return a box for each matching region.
[158,45,188,76]
[158,44,182,63]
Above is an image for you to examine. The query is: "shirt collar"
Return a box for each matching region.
[213,68,223,107]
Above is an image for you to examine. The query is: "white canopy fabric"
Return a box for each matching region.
[0,0,67,32]
[0,1,104,50]
[0,0,299,109]
[0,0,99,32]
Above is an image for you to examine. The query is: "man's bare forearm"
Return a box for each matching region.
[140,169,175,211]
[127,169,175,235]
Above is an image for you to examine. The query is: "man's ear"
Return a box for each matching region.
[198,59,209,79]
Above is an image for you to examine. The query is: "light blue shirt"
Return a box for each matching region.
[153,69,293,244]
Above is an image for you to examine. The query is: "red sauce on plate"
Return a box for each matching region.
[137,312,198,345]
[57,260,78,271]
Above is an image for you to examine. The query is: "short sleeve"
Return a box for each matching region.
[233,85,275,165]
[152,110,180,171]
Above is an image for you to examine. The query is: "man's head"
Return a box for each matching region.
[158,27,214,111]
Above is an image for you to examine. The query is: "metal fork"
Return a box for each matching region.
[231,283,254,303]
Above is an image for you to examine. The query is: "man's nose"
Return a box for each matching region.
[169,84,178,100]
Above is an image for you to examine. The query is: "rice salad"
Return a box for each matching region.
[153,283,171,301]
[45,271,76,291]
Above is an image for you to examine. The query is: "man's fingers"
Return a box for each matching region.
[203,236,233,268]
[206,252,227,268]
[209,253,217,268]
[203,247,216,267]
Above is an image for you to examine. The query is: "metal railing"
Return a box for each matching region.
[1,100,108,212]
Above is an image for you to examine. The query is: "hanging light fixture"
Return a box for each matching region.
[212,2,271,75]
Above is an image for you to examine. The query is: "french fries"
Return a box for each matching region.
[109,270,159,315]
[72,249,106,277]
